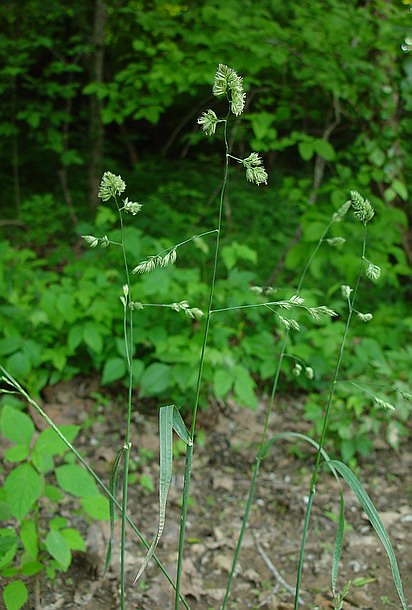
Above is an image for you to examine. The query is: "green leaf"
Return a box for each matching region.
[61,528,86,552]
[134,404,173,582]
[45,530,71,570]
[391,179,408,201]
[81,494,111,520]
[101,357,127,385]
[55,464,99,497]
[83,323,103,353]
[233,367,257,409]
[4,463,42,521]
[313,139,335,161]
[325,460,407,610]
[4,444,30,463]
[34,425,80,457]
[1,405,34,446]
[44,484,63,501]
[0,529,18,569]
[213,369,233,398]
[21,520,38,560]
[67,325,83,351]
[2,580,28,610]
[6,352,31,378]
[298,141,314,161]
[140,363,171,396]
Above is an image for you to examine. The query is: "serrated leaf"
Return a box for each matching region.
[0,529,18,569]
[44,484,63,501]
[61,528,86,552]
[34,425,80,457]
[6,352,31,378]
[83,323,103,353]
[140,363,171,396]
[21,520,38,559]
[134,405,173,582]
[213,369,233,398]
[3,580,28,610]
[45,530,71,570]
[298,141,314,161]
[81,494,111,520]
[4,463,42,520]
[1,405,34,447]
[325,460,407,610]
[101,357,127,385]
[4,444,30,463]
[55,464,99,497]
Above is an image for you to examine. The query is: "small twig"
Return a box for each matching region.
[34,573,41,610]
[253,531,305,605]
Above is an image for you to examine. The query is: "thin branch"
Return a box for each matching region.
[254,532,305,604]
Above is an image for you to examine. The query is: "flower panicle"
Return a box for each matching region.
[374,397,395,411]
[326,237,346,246]
[332,200,351,223]
[123,197,142,215]
[241,152,268,186]
[365,262,381,281]
[82,234,110,249]
[307,306,338,321]
[132,249,177,274]
[98,171,126,202]
[350,190,375,224]
[213,64,246,116]
[198,109,220,136]
[357,312,373,322]
[170,301,204,319]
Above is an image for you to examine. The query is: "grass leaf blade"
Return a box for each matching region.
[104,446,124,576]
[134,405,173,583]
[172,406,192,446]
[331,490,345,596]
[326,460,407,610]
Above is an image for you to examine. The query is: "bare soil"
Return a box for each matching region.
[2,377,412,610]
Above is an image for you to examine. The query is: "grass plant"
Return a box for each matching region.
[0,65,409,610]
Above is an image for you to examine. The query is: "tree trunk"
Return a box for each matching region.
[88,0,107,208]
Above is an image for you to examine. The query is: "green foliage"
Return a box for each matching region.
[0,400,108,596]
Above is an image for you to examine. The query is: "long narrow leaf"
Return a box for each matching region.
[258,431,340,483]
[104,446,124,576]
[331,490,345,596]
[134,405,173,582]
[172,406,192,446]
[326,460,407,610]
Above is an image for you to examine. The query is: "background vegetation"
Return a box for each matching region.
[0,0,411,459]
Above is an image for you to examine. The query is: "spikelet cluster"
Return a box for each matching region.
[241,152,268,186]
[213,64,246,116]
[98,172,126,201]
[350,190,375,223]
[123,197,142,215]
[332,200,351,223]
[170,301,204,319]
[198,109,220,136]
[132,249,177,274]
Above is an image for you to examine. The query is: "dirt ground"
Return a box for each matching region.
[3,377,412,610]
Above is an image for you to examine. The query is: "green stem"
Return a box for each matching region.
[222,220,334,609]
[115,198,135,610]
[0,368,192,610]
[175,112,231,610]
[293,224,367,609]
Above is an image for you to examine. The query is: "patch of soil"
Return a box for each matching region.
[2,378,411,610]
